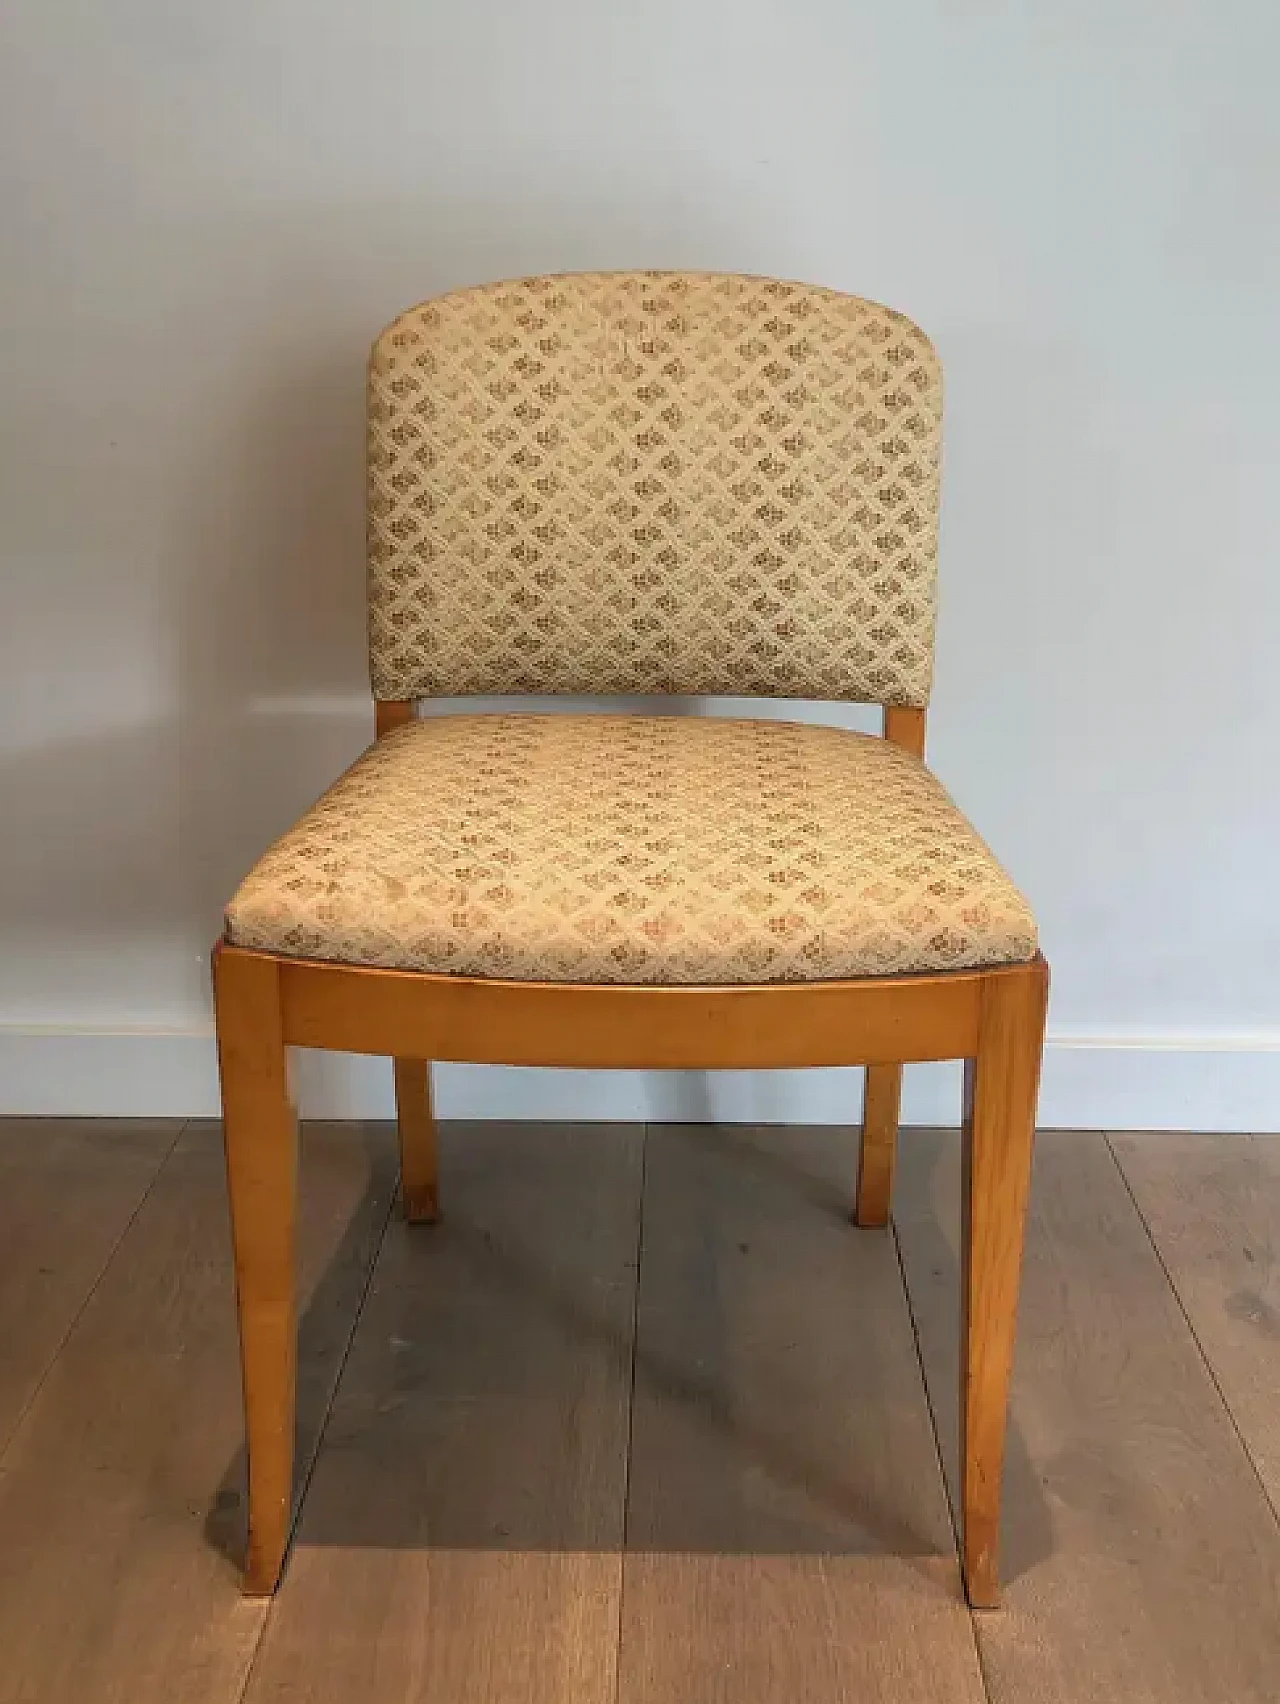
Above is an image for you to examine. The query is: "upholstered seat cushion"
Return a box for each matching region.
[224,714,1037,985]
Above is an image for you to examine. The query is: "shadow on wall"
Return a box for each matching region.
[170,191,877,1120]
[176,342,369,948]
[0,722,182,947]
[174,189,816,946]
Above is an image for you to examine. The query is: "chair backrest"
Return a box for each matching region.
[368,271,942,706]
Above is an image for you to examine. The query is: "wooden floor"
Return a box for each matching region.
[0,1120,1278,1703]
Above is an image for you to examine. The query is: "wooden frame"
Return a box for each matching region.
[214,699,1049,1608]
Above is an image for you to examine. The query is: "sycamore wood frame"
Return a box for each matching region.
[214,698,1049,1609]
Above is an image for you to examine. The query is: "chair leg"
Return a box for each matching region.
[854,1063,902,1226]
[960,959,1049,1608]
[393,1058,439,1223]
[213,946,299,1598]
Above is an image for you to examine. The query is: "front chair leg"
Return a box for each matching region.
[213,946,299,1597]
[854,1062,902,1226]
[960,958,1049,1608]
[393,1058,439,1222]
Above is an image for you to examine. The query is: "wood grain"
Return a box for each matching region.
[374,698,415,738]
[896,1128,1280,1703]
[270,944,990,1067]
[854,1064,902,1227]
[0,1121,396,1704]
[617,1123,986,1704]
[883,704,927,758]
[214,943,300,1594]
[959,959,1047,1605]
[241,1122,642,1704]
[1111,1130,1280,1518]
[392,1057,438,1223]
[0,1119,178,1455]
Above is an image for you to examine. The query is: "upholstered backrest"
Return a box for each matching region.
[367,272,942,705]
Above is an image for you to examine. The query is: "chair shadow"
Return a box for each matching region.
[202,1126,400,1566]
[203,1118,1052,1593]
[892,1128,1057,1588]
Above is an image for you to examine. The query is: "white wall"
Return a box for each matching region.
[2,0,1278,1128]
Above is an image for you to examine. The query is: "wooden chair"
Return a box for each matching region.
[213,271,1048,1608]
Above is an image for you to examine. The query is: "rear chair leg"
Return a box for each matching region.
[960,959,1049,1608]
[213,946,298,1597]
[854,1063,902,1227]
[394,1058,439,1223]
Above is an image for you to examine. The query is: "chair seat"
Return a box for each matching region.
[225,714,1037,985]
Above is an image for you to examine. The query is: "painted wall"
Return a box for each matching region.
[2,1,1277,1126]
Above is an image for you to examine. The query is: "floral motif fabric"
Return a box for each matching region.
[368,272,942,706]
[226,715,1037,984]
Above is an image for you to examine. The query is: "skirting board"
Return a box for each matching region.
[0,1027,1278,1132]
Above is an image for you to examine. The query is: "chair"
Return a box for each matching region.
[213,270,1047,1607]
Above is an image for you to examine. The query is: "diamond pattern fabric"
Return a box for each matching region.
[368,272,942,706]
[225,715,1037,985]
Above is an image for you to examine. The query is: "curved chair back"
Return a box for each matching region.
[368,271,942,707]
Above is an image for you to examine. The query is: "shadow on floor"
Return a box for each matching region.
[203,1120,1052,1590]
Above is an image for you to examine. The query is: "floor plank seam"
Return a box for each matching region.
[889,1212,960,1550]
[1104,1131,1280,1539]
[0,1117,186,1468]
[13,1122,1280,1702]
[888,1209,996,1700]
[890,1204,1000,1701]
[233,1149,401,1704]
[611,1121,649,1704]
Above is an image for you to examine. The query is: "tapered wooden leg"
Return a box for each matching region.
[960,958,1049,1608]
[854,1063,902,1226]
[393,1058,439,1223]
[213,945,298,1597]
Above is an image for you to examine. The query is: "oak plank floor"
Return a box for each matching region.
[616,1123,987,1704]
[0,1121,395,1704]
[1,1118,1279,1704]
[240,1122,643,1704]
[894,1128,1280,1704]
[0,1118,179,1453]
[1111,1131,1280,1521]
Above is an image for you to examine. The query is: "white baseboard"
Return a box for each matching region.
[1,1025,1277,1131]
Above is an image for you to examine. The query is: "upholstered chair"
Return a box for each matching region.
[214,271,1047,1607]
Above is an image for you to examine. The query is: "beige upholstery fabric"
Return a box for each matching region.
[368,272,942,706]
[226,715,1036,985]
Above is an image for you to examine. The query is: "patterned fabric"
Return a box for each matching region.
[368,272,942,706]
[225,715,1037,984]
